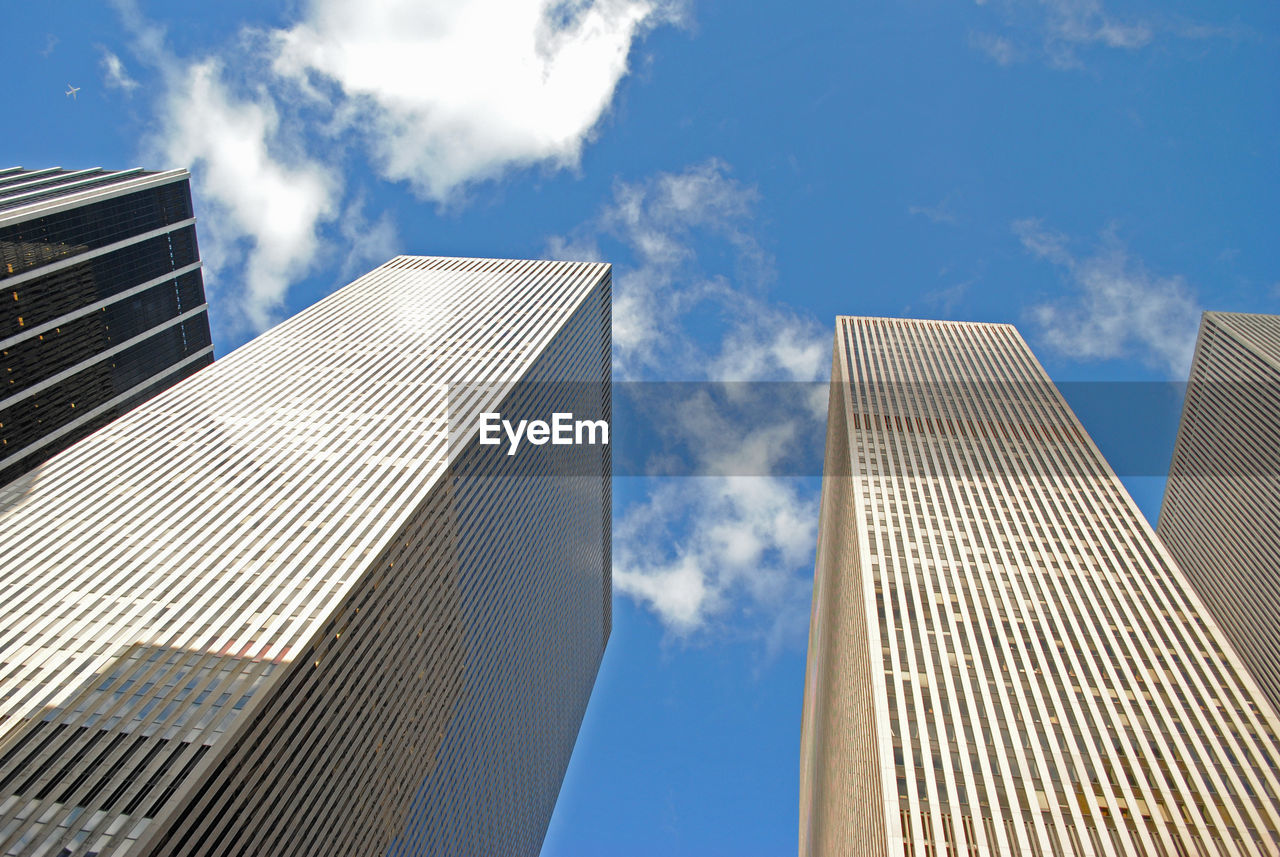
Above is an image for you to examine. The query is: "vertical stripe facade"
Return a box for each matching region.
[0,256,611,856]
[801,316,1280,856]
[1158,312,1280,713]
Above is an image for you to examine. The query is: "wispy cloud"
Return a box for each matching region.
[550,160,827,383]
[1017,218,1201,376]
[553,159,802,379]
[967,0,1245,68]
[922,278,974,315]
[272,0,684,202]
[1014,217,1071,263]
[1171,18,1255,43]
[337,195,400,283]
[552,161,827,651]
[908,195,959,225]
[969,31,1018,66]
[100,49,139,94]
[112,0,678,334]
[1039,0,1152,56]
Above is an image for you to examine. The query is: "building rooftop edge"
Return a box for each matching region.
[1203,310,1280,373]
[1202,309,1280,321]
[0,168,191,227]
[835,314,1017,330]
[382,254,611,269]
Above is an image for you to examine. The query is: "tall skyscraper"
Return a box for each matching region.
[0,256,611,856]
[1158,311,1280,713]
[0,166,214,486]
[800,316,1280,856]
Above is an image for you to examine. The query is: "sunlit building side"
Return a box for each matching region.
[801,316,1280,856]
[0,256,611,856]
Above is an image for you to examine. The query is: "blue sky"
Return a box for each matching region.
[4,0,1278,853]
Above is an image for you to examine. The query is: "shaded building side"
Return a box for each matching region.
[1158,311,1280,712]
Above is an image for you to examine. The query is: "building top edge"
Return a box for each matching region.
[1203,309,1280,322]
[0,168,190,226]
[835,314,1017,330]
[1204,310,1280,370]
[380,254,611,271]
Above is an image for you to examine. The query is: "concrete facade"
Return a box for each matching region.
[801,316,1280,856]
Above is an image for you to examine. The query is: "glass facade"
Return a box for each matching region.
[0,167,213,486]
[0,256,611,857]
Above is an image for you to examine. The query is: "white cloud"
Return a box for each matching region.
[614,476,817,648]
[708,311,828,384]
[100,50,139,94]
[113,1,341,334]
[921,278,974,315]
[971,0,1154,68]
[554,159,806,379]
[150,60,339,332]
[969,31,1018,65]
[1012,217,1071,264]
[550,159,827,384]
[272,0,683,201]
[551,161,828,648]
[113,0,677,335]
[1041,0,1152,52]
[337,195,401,282]
[908,195,959,224]
[1018,219,1201,376]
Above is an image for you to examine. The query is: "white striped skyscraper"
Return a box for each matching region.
[0,256,611,856]
[800,316,1280,856]
[1158,311,1280,713]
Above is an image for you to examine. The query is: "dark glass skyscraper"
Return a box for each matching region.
[0,167,213,485]
[0,256,611,856]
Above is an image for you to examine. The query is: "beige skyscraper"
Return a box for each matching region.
[800,316,1280,856]
[1158,311,1280,713]
[0,256,611,856]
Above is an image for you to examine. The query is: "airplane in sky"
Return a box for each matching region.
[65,84,79,99]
